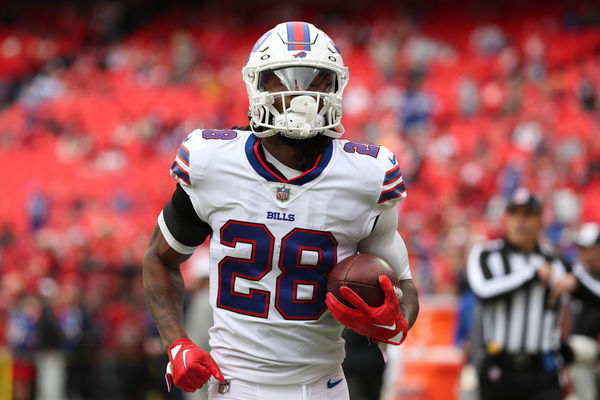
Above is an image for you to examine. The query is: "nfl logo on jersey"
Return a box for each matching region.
[277,186,290,201]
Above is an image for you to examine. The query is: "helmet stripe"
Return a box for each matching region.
[287,21,311,51]
[302,22,310,50]
[292,22,304,50]
[286,22,294,51]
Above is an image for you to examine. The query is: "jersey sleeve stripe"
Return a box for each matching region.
[175,154,190,172]
[384,172,402,186]
[177,146,190,167]
[173,158,190,175]
[380,181,406,196]
[384,165,401,185]
[378,182,407,204]
[170,162,191,185]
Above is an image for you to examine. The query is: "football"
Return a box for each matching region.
[327,254,400,308]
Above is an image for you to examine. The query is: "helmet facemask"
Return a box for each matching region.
[247,66,344,139]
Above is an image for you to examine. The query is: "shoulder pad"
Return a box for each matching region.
[374,146,406,209]
[170,135,193,187]
[338,140,407,209]
[169,129,244,187]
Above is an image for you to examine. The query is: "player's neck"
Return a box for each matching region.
[261,134,331,171]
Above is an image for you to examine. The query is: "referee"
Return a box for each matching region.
[467,188,576,400]
[569,222,600,400]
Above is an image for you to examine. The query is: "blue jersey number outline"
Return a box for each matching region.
[343,141,380,157]
[202,129,238,140]
[217,221,274,317]
[217,220,338,320]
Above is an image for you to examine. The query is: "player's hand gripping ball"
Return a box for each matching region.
[326,254,408,345]
[165,338,224,392]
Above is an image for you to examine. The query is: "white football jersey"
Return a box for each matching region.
[164,129,406,384]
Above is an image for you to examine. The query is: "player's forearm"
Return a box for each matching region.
[399,279,419,329]
[143,251,188,350]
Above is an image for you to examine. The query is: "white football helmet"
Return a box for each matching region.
[242,21,349,139]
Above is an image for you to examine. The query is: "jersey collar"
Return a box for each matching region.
[245,134,333,185]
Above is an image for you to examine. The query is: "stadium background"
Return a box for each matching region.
[0,0,599,398]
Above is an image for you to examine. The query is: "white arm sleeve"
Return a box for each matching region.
[466,244,537,299]
[574,263,600,297]
[358,206,412,280]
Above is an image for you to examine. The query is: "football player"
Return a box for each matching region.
[142,21,419,399]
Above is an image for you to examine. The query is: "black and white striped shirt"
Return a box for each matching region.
[467,239,570,354]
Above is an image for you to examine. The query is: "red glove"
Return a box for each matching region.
[165,338,224,392]
[325,275,408,345]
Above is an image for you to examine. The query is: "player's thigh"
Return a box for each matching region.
[206,368,349,400]
[184,385,208,400]
[308,367,349,400]
[207,379,260,400]
[207,379,305,400]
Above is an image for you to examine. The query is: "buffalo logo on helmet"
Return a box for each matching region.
[293,51,308,58]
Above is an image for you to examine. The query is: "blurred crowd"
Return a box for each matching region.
[1,0,600,398]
